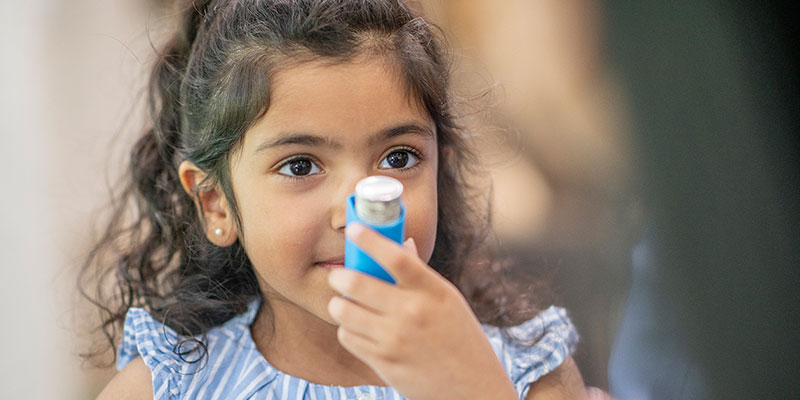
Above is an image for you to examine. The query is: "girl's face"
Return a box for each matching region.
[229,58,438,324]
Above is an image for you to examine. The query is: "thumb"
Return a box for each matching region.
[403,237,419,257]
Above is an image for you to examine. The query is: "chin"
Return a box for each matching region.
[314,307,340,328]
[311,293,343,327]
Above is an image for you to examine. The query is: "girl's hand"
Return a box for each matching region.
[327,223,518,400]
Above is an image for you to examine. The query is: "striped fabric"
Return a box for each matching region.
[117,299,578,400]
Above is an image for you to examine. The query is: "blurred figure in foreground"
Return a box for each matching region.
[418,0,637,389]
[605,1,799,398]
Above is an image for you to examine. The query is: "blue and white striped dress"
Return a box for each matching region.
[117,299,578,399]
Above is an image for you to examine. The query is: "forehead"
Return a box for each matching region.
[242,58,434,149]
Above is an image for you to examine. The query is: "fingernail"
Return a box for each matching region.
[406,237,418,254]
[328,268,341,283]
[346,223,364,237]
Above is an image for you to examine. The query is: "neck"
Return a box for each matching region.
[250,291,386,387]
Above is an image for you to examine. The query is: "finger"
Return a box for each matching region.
[327,295,385,339]
[328,268,404,313]
[336,326,384,366]
[346,223,434,287]
[403,237,418,257]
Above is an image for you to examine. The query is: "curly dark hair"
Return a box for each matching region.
[80,0,546,366]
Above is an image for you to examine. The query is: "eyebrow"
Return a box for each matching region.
[254,122,434,154]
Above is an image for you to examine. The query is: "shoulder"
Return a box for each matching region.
[114,307,192,399]
[117,307,187,374]
[97,356,153,400]
[114,301,265,399]
[524,356,585,400]
[482,306,580,399]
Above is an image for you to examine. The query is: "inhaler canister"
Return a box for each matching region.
[344,176,406,283]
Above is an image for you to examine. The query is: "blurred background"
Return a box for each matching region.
[0,0,796,399]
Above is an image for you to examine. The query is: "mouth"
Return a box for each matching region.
[314,258,345,270]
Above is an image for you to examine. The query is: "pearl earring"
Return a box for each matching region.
[214,228,223,236]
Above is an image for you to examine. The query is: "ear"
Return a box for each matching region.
[178,160,238,247]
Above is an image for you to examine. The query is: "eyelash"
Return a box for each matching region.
[275,146,425,182]
[383,145,424,169]
[275,154,319,182]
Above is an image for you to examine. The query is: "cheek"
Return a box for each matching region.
[236,189,324,274]
[403,181,438,264]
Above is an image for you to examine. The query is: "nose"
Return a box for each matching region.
[331,197,347,233]
[330,170,367,232]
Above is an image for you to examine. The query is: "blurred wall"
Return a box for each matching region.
[0,1,166,398]
[0,3,75,398]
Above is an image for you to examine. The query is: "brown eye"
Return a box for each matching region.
[278,157,321,178]
[290,159,312,175]
[379,149,419,169]
[387,151,408,168]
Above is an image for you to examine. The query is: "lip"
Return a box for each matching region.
[315,258,345,269]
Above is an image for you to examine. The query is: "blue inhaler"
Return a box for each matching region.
[344,176,405,284]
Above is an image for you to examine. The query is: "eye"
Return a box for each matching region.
[277,157,322,178]
[378,147,421,170]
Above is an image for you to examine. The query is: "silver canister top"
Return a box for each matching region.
[354,176,403,224]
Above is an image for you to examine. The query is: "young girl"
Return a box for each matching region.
[85,0,585,398]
